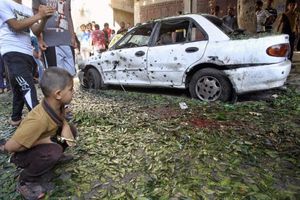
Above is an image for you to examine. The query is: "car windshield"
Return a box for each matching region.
[203,14,233,36]
[114,24,154,49]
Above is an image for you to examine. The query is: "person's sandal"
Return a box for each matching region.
[17,181,45,200]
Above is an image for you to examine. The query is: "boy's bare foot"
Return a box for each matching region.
[9,119,22,126]
[0,88,4,94]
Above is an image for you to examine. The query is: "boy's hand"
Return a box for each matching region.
[61,123,76,147]
[37,5,56,19]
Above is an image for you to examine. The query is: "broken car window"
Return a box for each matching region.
[203,14,233,35]
[115,24,153,49]
[155,19,190,45]
[189,22,206,42]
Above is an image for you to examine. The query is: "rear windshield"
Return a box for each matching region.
[203,14,233,36]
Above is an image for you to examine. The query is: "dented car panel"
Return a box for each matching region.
[224,60,291,93]
[100,47,150,85]
[147,41,208,87]
[79,14,291,102]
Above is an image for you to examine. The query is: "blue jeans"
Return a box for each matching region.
[34,58,45,81]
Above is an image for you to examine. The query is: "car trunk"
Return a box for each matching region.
[202,34,290,66]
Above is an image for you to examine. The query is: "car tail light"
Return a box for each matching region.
[266,43,289,57]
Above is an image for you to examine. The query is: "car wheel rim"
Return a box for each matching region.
[195,76,221,101]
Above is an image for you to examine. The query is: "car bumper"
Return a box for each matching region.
[224,60,291,94]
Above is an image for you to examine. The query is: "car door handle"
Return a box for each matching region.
[185,47,199,53]
[135,51,145,57]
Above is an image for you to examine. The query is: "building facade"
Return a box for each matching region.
[134,0,288,24]
[22,0,290,31]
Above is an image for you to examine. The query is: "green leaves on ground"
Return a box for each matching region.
[0,88,299,199]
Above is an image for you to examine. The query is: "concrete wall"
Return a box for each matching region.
[133,0,289,24]
[111,0,134,13]
[23,0,290,30]
[113,9,134,29]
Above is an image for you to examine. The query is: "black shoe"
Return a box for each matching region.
[58,153,74,164]
[17,181,45,200]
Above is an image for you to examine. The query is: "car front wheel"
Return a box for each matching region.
[85,68,104,89]
[189,68,232,102]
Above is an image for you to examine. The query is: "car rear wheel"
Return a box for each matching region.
[189,68,232,102]
[85,68,104,89]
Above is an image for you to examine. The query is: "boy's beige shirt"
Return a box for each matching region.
[12,103,58,148]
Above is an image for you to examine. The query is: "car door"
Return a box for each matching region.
[100,24,154,86]
[147,18,208,87]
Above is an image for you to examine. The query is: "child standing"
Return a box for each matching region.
[0,0,55,126]
[0,67,76,200]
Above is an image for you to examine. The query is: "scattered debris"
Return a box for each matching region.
[179,102,188,109]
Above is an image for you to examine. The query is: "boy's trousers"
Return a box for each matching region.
[10,143,63,183]
[3,52,38,121]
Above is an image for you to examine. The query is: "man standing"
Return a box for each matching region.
[117,21,128,34]
[277,0,299,61]
[222,6,238,30]
[103,22,112,50]
[32,0,77,76]
[0,0,54,126]
[91,24,106,55]
[265,0,277,32]
[256,0,271,33]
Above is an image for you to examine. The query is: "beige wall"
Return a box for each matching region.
[113,9,134,29]
[111,0,134,13]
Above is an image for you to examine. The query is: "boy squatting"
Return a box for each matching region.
[0,67,77,200]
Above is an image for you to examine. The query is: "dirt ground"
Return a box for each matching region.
[0,69,299,199]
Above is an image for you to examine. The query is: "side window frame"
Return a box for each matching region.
[187,18,209,42]
[152,18,191,46]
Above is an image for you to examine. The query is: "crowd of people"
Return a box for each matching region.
[76,21,131,60]
[211,0,277,33]
[212,0,299,61]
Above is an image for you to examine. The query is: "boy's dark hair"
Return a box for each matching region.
[287,0,296,4]
[40,68,73,97]
[94,24,100,30]
[256,0,263,7]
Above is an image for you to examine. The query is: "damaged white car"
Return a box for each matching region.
[78,14,291,102]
